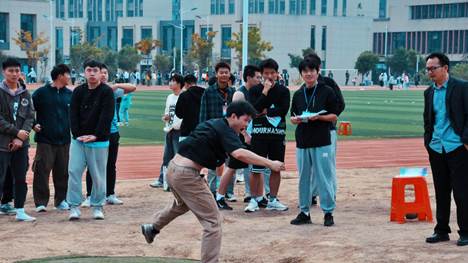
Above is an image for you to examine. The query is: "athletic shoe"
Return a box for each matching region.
[244,198,259,213]
[324,213,334,227]
[55,200,70,210]
[92,207,105,220]
[216,198,233,210]
[15,209,36,222]
[150,180,163,188]
[163,179,170,192]
[258,197,269,208]
[69,207,81,220]
[266,199,289,211]
[243,196,251,203]
[141,224,159,244]
[235,170,244,183]
[106,195,124,205]
[0,203,16,215]
[81,197,91,208]
[290,212,312,225]
[35,205,47,213]
[311,196,318,206]
[226,193,237,202]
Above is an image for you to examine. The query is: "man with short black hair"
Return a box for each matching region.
[199,62,236,195]
[423,52,468,246]
[0,58,35,221]
[247,58,290,212]
[66,60,114,220]
[141,101,285,263]
[32,64,73,213]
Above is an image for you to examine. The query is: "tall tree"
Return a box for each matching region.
[226,27,273,71]
[451,63,468,81]
[153,53,172,75]
[70,42,104,71]
[288,48,316,69]
[12,30,48,68]
[118,46,142,72]
[386,48,409,75]
[135,39,161,56]
[355,51,379,81]
[189,31,217,77]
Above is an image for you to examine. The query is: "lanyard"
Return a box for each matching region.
[303,84,317,111]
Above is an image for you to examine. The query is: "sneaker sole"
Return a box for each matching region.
[141,225,154,244]
[69,216,80,221]
[266,207,289,211]
[94,217,105,220]
[16,218,36,222]
[244,207,260,213]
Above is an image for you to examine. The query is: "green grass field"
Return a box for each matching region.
[118,89,425,145]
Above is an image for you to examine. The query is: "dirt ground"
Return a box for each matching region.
[1,168,467,263]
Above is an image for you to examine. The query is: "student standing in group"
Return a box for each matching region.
[66,60,114,220]
[32,64,73,213]
[215,65,261,210]
[290,58,339,226]
[199,62,236,195]
[141,101,285,263]
[150,74,183,189]
[0,58,35,221]
[82,63,136,207]
[246,58,290,213]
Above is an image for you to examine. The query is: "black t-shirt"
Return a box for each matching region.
[290,83,338,148]
[177,118,245,170]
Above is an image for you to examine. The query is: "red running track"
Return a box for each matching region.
[25,138,428,181]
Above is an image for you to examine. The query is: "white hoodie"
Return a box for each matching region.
[163,93,182,132]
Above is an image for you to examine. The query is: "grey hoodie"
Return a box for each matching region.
[0,81,34,152]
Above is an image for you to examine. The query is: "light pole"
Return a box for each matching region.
[179,6,197,74]
[241,0,248,80]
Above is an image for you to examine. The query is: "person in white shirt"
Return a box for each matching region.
[150,74,183,189]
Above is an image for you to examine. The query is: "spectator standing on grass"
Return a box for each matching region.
[32,64,73,213]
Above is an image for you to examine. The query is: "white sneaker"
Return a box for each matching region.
[244,198,259,213]
[55,200,70,210]
[106,194,123,205]
[266,199,289,211]
[92,207,104,220]
[35,205,47,213]
[235,170,244,183]
[81,197,91,207]
[69,207,81,220]
[16,209,36,222]
[150,180,163,188]
[226,193,237,202]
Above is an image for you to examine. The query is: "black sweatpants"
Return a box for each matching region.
[0,146,29,208]
[86,132,120,196]
[428,146,468,236]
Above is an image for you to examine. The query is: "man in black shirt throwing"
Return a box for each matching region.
[141,101,285,263]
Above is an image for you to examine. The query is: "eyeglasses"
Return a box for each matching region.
[425,65,442,73]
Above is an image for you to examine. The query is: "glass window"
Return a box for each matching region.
[454,30,459,53]
[139,0,143,16]
[55,27,63,64]
[342,0,346,16]
[427,31,442,53]
[200,26,213,40]
[220,0,225,14]
[300,0,307,15]
[116,0,123,17]
[310,0,316,15]
[333,0,337,16]
[390,32,405,52]
[280,0,285,14]
[290,0,297,15]
[78,0,84,17]
[379,0,386,18]
[127,0,134,17]
[0,13,8,47]
[70,28,81,46]
[221,26,232,59]
[122,27,134,47]
[56,0,65,18]
[421,5,428,19]
[310,25,315,49]
[107,26,117,51]
[20,14,35,39]
[229,0,235,14]
[269,0,275,14]
[321,26,326,50]
[211,0,215,14]
[321,0,327,16]
[141,27,152,40]
[88,26,101,45]
[98,0,103,21]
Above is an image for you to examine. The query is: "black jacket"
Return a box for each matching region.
[175,85,205,136]
[249,82,290,140]
[423,77,468,147]
[32,84,72,145]
[70,83,115,141]
[318,75,345,130]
